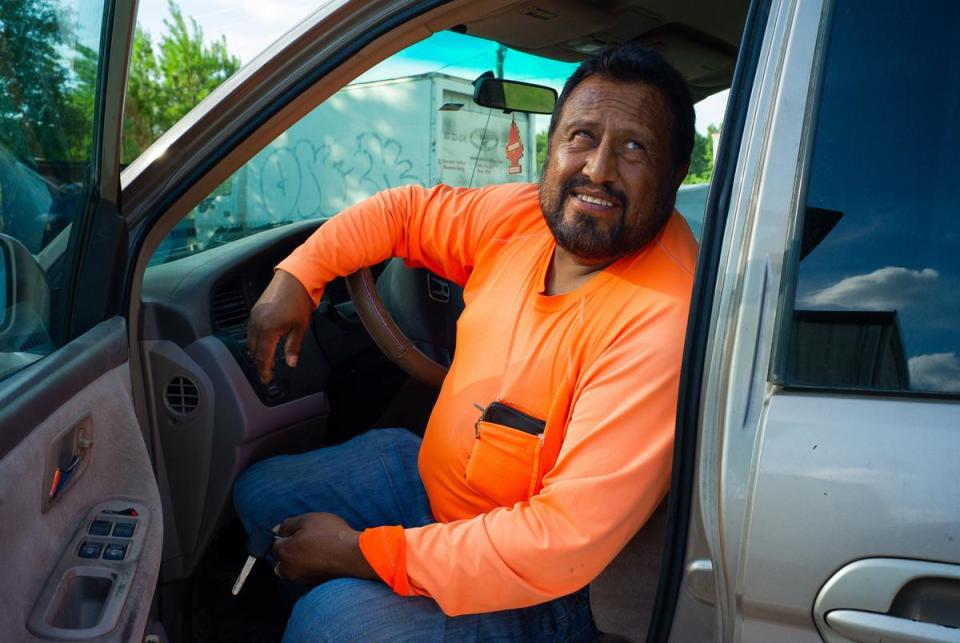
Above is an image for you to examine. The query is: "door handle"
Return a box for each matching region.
[814,558,960,643]
[43,416,94,510]
[826,609,960,643]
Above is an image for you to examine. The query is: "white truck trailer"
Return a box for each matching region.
[157,72,708,262]
[188,72,539,248]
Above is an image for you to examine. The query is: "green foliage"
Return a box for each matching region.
[122,0,240,162]
[0,0,239,165]
[0,0,94,161]
[535,130,548,175]
[684,123,719,184]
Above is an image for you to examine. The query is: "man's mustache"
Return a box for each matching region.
[560,176,627,208]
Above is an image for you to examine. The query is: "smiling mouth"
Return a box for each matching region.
[570,191,620,212]
[576,193,614,206]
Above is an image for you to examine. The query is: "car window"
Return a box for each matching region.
[148,30,724,266]
[124,1,319,163]
[0,0,110,369]
[147,31,576,265]
[778,0,960,395]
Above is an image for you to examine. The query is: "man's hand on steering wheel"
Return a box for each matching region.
[247,269,314,383]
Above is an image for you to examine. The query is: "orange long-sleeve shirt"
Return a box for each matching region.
[277,182,697,615]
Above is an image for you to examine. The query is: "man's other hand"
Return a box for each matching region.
[272,512,377,583]
[247,269,314,383]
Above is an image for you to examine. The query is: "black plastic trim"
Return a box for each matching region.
[69,200,129,339]
[645,0,774,640]
[778,384,960,402]
[57,0,136,344]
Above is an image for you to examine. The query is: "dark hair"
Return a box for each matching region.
[548,43,695,171]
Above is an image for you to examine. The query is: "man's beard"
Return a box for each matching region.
[538,174,675,262]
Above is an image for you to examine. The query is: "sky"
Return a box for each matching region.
[136,0,728,134]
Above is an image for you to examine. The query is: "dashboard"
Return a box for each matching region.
[139,220,335,580]
[137,218,462,581]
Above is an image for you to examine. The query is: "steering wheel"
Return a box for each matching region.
[345,265,458,388]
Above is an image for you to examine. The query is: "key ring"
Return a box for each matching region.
[273,561,283,578]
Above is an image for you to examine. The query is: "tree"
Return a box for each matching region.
[684,123,718,184]
[122,0,240,162]
[0,0,92,162]
[535,130,548,174]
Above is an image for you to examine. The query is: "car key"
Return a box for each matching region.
[232,527,276,595]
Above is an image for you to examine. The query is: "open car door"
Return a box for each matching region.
[661,0,960,640]
[0,1,162,640]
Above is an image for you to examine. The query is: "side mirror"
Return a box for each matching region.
[0,234,50,344]
[473,75,557,115]
[0,239,9,331]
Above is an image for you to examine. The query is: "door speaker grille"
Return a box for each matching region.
[164,376,199,416]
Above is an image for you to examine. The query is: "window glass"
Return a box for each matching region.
[124,1,319,163]
[148,30,727,265]
[149,31,578,265]
[783,0,960,394]
[0,0,105,252]
[0,0,109,374]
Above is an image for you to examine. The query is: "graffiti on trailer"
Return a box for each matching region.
[257,132,424,221]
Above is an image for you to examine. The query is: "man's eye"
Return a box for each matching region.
[624,140,644,153]
[571,130,593,141]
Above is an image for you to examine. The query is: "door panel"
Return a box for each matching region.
[0,318,161,641]
[739,395,960,640]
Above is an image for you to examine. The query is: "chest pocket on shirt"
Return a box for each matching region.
[465,402,545,507]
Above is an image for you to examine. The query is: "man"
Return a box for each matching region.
[234,43,698,641]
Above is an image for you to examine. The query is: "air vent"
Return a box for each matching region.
[164,376,199,416]
[212,281,248,330]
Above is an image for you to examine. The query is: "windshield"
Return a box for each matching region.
[149,32,578,265]
[149,30,723,266]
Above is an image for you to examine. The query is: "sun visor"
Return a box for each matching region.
[465,0,617,51]
[636,25,736,98]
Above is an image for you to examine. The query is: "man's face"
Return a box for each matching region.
[539,76,686,263]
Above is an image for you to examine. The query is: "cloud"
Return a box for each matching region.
[908,352,960,392]
[801,267,939,310]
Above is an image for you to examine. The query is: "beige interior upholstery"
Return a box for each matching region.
[0,364,162,641]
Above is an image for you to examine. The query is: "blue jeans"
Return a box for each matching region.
[233,428,598,642]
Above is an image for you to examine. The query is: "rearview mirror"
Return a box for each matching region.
[473,75,557,115]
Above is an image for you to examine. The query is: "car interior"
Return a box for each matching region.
[137,2,750,640]
[1,0,750,641]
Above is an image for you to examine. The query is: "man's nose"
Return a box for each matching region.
[583,139,618,184]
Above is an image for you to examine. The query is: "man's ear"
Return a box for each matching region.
[673,160,691,191]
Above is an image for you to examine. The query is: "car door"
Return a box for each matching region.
[662,0,960,640]
[0,1,162,641]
